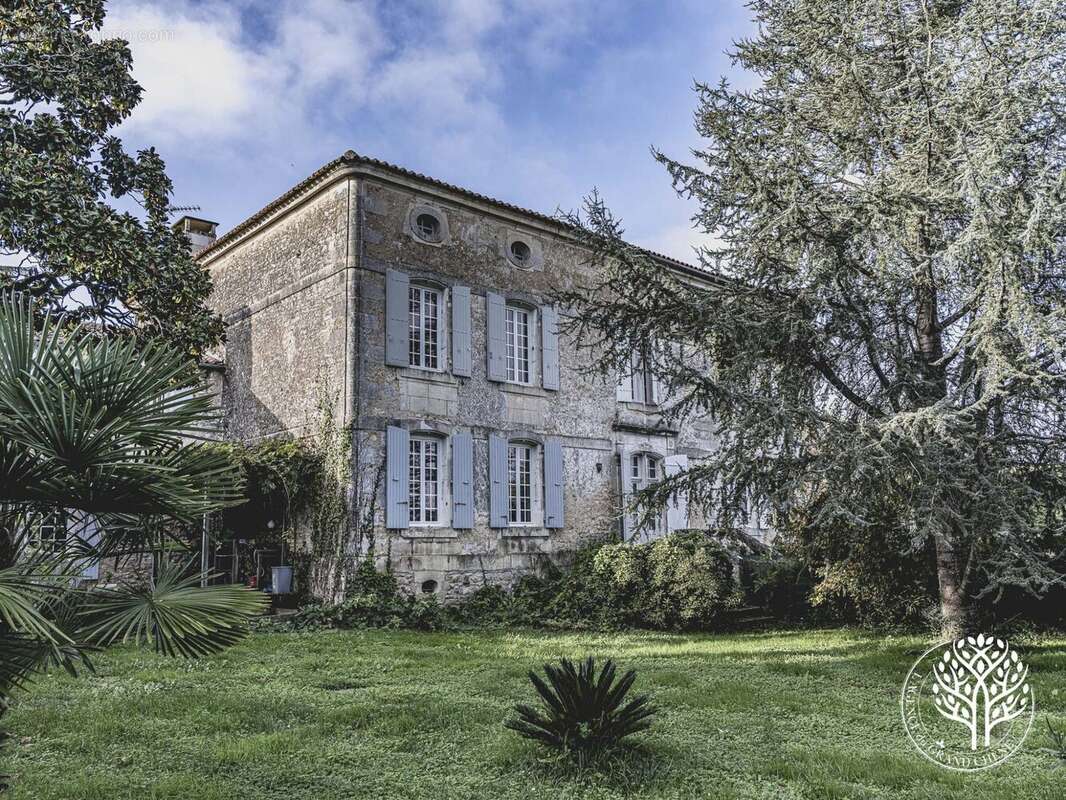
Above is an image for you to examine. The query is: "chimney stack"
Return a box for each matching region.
[172,215,218,255]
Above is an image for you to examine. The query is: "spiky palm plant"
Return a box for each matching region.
[505,657,656,763]
[0,291,265,711]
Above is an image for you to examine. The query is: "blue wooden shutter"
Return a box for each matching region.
[451,286,472,377]
[664,454,689,532]
[486,292,507,382]
[77,513,100,580]
[541,305,559,390]
[488,433,509,528]
[385,425,410,529]
[385,269,409,367]
[544,437,564,529]
[451,432,474,529]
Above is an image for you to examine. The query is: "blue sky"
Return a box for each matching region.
[103,1,755,261]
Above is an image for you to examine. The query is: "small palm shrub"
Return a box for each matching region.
[505,657,656,764]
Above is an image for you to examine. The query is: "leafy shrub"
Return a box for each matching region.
[505,657,656,765]
[280,532,744,634]
[780,495,939,629]
[545,532,743,631]
[280,561,446,631]
[745,556,815,623]
[611,532,744,629]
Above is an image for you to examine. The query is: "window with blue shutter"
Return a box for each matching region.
[452,286,472,377]
[385,270,410,367]
[544,437,564,529]
[486,292,507,382]
[385,425,410,529]
[541,305,559,390]
[451,432,474,528]
[488,433,509,528]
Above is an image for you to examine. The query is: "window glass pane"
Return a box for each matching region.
[508,444,533,523]
[409,438,422,522]
[505,306,531,384]
[423,289,438,369]
[519,446,531,522]
[508,445,518,521]
[424,440,439,523]
[408,288,420,367]
[506,309,516,382]
[409,437,440,523]
[408,287,440,369]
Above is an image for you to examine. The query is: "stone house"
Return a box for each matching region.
[189,150,759,600]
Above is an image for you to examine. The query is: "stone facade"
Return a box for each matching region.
[198,151,756,600]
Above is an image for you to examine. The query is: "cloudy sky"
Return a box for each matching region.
[102,0,755,262]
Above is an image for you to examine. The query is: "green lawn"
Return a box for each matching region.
[4,628,1065,799]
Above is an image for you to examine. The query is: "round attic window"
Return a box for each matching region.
[415,212,441,242]
[509,240,532,267]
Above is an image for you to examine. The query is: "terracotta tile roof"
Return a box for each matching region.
[195,149,706,275]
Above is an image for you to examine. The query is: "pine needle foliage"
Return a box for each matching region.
[505,657,657,764]
[554,0,1066,637]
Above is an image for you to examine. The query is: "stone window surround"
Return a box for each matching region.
[502,298,540,388]
[408,432,447,528]
[407,278,450,374]
[499,429,549,539]
[503,229,544,271]
[390,419,458,540]
[628,450,667,537]
[407,202,450,246]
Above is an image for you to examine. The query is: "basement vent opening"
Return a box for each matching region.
[421,579,438,594]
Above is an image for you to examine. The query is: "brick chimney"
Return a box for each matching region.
[172,215,218,255]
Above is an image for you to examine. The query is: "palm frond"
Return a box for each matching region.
[0,292,243,523]
[80,561,268,658]
[504,657,657,761]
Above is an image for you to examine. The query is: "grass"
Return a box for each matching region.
[3,628,1066,799]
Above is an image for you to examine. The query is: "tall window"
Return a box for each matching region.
[409,437,441,524]
[505,305,532,384]
[630,453,663,537]
[408,285,441,369]
[508,442,534,524]
[628,349,658,405]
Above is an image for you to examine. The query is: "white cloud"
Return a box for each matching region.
[102,3,263,140]
[103,0,385,144]
[92,0,753,250]
[102,0,610,147]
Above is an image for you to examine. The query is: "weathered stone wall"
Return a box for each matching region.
[205,164,741,602]
[205,179,354,442]
[353,177,719,597]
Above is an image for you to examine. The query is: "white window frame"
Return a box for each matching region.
[504,304,537,386]
[28,509,66,553]
[507,440,542,526]
[408,284,446,371]
[409,435,445,526]
[629,452,665,538]
[630,348,659,405]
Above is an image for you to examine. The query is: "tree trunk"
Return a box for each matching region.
[934,532,967,639]
[915,253,967,638]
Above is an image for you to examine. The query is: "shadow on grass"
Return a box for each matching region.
[499,741,673,794]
